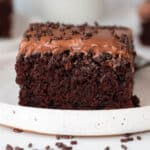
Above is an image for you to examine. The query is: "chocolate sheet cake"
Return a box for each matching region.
[15,22,138,109]
[139,1,150,45]
[0,0,13,37]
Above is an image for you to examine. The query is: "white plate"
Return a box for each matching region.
[0,52,150,136]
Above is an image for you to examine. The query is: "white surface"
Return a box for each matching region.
[0,125,150,150]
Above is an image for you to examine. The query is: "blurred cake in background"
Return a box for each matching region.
[139,0,150,45]
[0,0,13,37]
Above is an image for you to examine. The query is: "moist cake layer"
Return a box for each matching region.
[15,22,138,109]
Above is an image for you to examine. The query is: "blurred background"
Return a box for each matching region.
[0,0,146,38]
[13,0,142,21]
[13,0,143,23]
[10,0,147,39]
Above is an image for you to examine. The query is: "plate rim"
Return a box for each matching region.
[0,102,150,136]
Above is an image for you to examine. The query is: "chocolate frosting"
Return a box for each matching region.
[18,23,133,59]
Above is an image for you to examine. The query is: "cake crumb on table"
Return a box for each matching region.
[14,146,24,150]
[104,146,110,150]
[6,144,13,150]
[70,141,77,145]
[120,137,134,143]
[45,145,51,150]
[121,144,128,150]
[28,143,33,148]
[56,142,72,150]
[137,136,142,141]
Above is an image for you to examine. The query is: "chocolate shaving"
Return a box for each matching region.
[13,128,23,133]
[45,145,51,150]
[120,137,134,143]
[137,136,142,140]
[104,146,110,150]
[14,146,24,150]
[6,144,13,150]
[121,144,128,150]
[28,143,32,148]
[56,142,72,150]
[70,141,77,145]
[56,135,74,140]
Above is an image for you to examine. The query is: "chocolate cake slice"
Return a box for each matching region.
[15,22,137,109]
[139,0,150,45]
[0,0,13,37]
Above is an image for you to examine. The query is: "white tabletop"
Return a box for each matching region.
[0,125,150,150]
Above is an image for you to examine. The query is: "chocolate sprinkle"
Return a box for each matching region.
[56,135,74,140]
[13,128,23,133]
[137,136,142,140]
[45,145,51,150]
[72,30,80,35]
[56,142,72,150]
[121,144,128,150]
[14,147,24,150]
[104,146,110,150]
[70,141,77,145]
[6,144,13,150]
[28,143,32,148]
[120,137,134,143]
